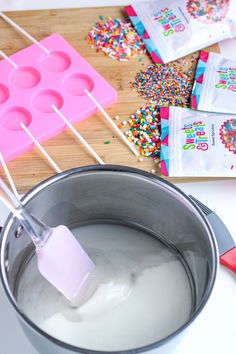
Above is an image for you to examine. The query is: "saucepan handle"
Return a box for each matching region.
[189,195,236,274]
[220,248,236,273]
[206,212,236,273]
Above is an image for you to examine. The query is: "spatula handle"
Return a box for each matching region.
[0,177,51,249]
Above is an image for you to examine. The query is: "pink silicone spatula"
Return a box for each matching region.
[0,176,95,305]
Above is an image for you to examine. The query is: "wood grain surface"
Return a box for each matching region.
[0,7,222,194]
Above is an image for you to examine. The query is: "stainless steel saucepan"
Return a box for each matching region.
[0,165,235,354]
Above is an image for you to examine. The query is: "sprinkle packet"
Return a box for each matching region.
[160,106,236,177]
[126,0,236,64]
[191,51,236,113]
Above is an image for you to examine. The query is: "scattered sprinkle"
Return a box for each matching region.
[151,169,156,173]
[138,157,144,162]
[118,123,123,129]
[99,15,105,21]
[114,115,120,120]
[127,104,161,160]
[131,56,198,107]
[87,17,146,61]
[122,120,127,125]
[104,140,111,144]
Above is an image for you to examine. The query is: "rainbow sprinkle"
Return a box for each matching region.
[186,0,230,23]
[127,104,161,160]
[87,17,146,61]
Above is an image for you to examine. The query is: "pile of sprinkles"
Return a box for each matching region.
[131,57,198,107]
[186,0,230,23]
[87,17,146,61]
[127,104,161,160]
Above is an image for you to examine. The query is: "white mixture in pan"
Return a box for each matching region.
[18,223,192,351]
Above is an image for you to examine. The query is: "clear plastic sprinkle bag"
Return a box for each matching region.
[160,106,236,176]
[126,0,236,64]
[192,50,236,114]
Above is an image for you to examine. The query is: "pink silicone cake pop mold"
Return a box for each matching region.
[0,33,117,162]
[0,83,9,104]
[41,51,72,73]
[11,66,41,89]
[1,107,32,131]
[63,74,94,96]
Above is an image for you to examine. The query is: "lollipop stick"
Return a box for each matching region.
[0,152,19,199]
[0,50,18,69]
[0,12,50,55]
[84,89,140,158]
[20,123,61,173]
[52,104,105,165]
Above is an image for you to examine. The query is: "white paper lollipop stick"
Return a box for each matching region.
[0,50,18,69]
[52,104,105,165]
[84,89,141,159]
[20,123,62,173]
[0,152,19,199]
[0,12,50,55]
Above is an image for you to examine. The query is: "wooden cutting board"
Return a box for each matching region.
[0,7,222,193]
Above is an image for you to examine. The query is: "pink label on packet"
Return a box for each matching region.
[126,5,138,17]
[153,8,185,37]
[196,74,204,83]
[162,136,169,145]
[191,95,198,109]
[143,30,150,39]
[160,107,170,119]
[200,50,210,63]
[160,160,169,176]
[150,52,163,64]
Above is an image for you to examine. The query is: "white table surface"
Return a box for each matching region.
[0,2,236,353]
[0,0,141,11]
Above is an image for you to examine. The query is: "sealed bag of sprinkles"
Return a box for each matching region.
[126,0,236,64]
[160,106,236,177]
[191,50,236,113]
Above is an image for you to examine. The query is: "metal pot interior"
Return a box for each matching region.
[0,166,217,353]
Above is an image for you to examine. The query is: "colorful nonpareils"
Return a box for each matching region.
[87,17,146,61]
[186,0,230,23]
[127,104,161,160]
[131,58,197,107]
